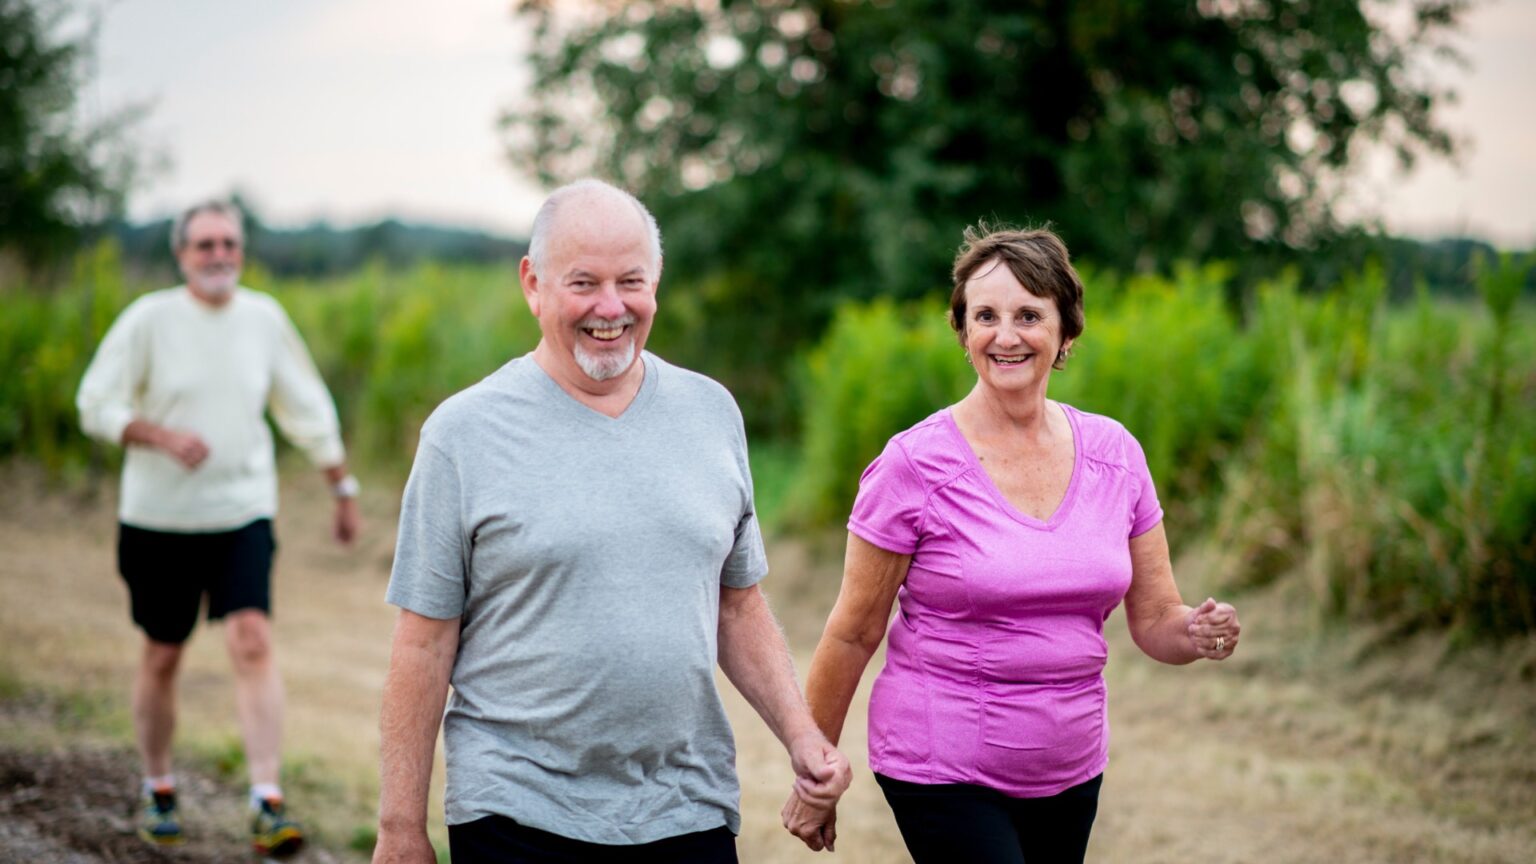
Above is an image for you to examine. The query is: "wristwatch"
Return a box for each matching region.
[331,474,360,499]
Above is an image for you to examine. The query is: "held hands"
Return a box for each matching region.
[782,734,852,851]
[782,794,838,852]
[1187,597,1241,660]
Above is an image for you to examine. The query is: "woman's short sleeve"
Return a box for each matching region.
[847,438,926,554]
[1124,429,1164,538]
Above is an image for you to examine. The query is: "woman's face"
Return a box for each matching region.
[961,259,1071,398]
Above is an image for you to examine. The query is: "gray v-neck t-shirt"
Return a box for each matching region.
[386,351,768,844]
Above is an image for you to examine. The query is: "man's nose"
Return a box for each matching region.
[592,284,626,318]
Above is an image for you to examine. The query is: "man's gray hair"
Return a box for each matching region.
[527,179,662,281]
[170,199,245,253]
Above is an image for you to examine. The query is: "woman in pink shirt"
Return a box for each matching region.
[782,226,1242,863]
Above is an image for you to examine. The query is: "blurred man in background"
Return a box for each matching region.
[373,179,849,863]
[76,199,360,857]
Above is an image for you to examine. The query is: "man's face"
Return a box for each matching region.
[522,196,658,386]
[176,211,243,303]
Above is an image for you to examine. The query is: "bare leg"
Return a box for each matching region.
[134,638,184,778]
[225,609,284,787]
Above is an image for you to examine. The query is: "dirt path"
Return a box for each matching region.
[2,466,1532,863]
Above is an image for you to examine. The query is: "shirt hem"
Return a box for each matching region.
[846,520,917,555]
[118,509,276,533]
[869,752,1109,800]
[444,804,735,845]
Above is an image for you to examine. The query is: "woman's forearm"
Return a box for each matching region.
[805,533,912,745]
[1129,600,1200,665]
[805,631,882,746]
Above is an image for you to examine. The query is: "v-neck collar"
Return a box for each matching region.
[523,351,659,431]
[942,402,1083,531]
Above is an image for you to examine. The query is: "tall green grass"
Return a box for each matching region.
[789,259,1536,638]
[262,260,542,468]
[4,243,1531,636]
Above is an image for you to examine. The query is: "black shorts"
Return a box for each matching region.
[117,519,277,645]
[448,817,737,864]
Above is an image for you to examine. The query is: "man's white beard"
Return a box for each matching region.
[573,313,638,381]
[191,265,239,297]
[575,339,636,381]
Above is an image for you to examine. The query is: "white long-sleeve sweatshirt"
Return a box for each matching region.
[76,286,346,531]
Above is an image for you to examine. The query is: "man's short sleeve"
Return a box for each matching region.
[720,409,769,589]
[1123,428,1164,538]
[385,438,468,619]
[847,438,926,555]
[721,509,769,589]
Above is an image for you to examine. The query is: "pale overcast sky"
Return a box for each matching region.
[87,0,1535,247]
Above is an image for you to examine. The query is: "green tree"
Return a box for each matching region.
[506,0,1466,432]
[0,0,135,272]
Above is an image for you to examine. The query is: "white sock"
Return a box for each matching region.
[249,783,283,809]
[142,775,175,794]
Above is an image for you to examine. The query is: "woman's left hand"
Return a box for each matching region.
[1186,597,1240,660]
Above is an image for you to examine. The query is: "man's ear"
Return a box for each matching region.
[519,257,541,317]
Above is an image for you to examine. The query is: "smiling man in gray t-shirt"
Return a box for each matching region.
[373,180,851,864]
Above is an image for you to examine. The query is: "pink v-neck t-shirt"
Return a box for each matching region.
[847,404,1163,797]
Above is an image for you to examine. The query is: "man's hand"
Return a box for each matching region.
[370,827,436,864]
[789,734,851,807]
[153,427,209,469]
[782,733,851,850]
[334,496,361,545]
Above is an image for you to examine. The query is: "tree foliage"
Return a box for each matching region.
[506,0,1466,431]
[0,0,134,272]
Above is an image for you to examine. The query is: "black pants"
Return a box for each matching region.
[876,772,1103,864]
[448,816,737,864]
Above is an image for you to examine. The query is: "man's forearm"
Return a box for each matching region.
[378,611,459,832]
[121,418,167,448]
[717,585,820,748]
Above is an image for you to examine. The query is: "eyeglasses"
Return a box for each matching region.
[192,237,242,252]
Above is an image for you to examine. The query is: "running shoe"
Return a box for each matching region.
[250,796,305,858]
[137,787,185,846]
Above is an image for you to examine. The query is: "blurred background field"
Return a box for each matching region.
[7,243,1531,640]
[2,0,1534,861]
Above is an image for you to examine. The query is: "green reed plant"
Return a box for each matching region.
[1051,262,1275,510]
[269,261,541,469]
[2,242,132,472]
[787,297,971,528]
[1211,261,1536,637]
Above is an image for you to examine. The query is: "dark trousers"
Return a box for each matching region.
[876,772,1103,864]
[448,816,737,864]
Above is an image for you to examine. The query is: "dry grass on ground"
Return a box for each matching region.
[2,464,1533,863]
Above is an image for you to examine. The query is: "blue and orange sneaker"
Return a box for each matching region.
[137,787,184,846]
[250,796,305,858]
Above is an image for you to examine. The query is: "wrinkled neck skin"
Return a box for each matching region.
[956,374,1062,448]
